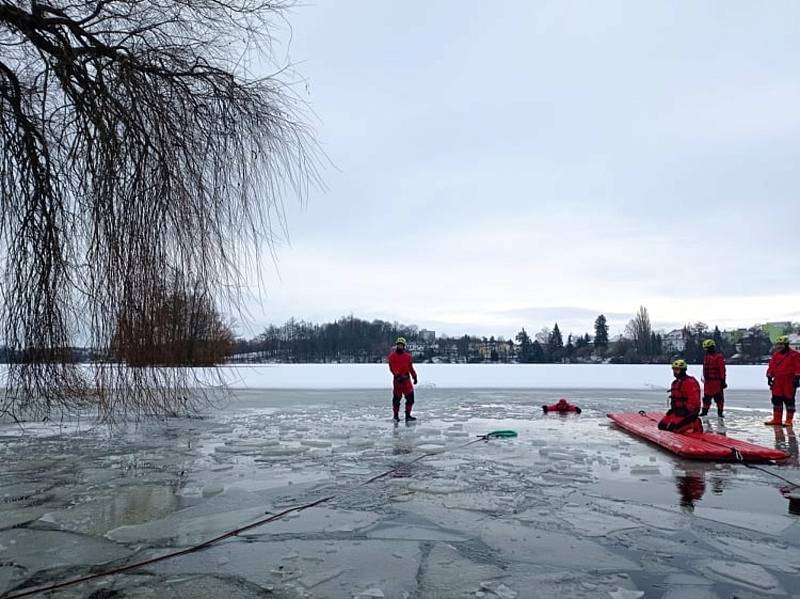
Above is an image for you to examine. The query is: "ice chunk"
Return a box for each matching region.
[354,588,385,598]
[659,573,717,599]
[590,498,688,531]
[162,573,284,598]
[443,492,524,514]
[698,559,784,594]
[299,567,347,589]
[496,568,645,599]
[300,439,333,448]
[660,589,719,599]
[614,532,713,559]
[214,444,259,455]
[419,543,504,599]
[1,481,54,503]
[202,483,225,497]
[258,508,380,536]
[608,588,644,599]
[0,506,47,530]
[416,427,440,435]
[225,439,279,447]
[479,520,640,572]
[704,534,799,573]
[628,465,660,475]
[663,573,713,586]
[258,445,309,456]
[106,505,268,545]
[40,485,182,536]
[481,581,518,598]
[417,444,446,454]
[346,438,374,448]
[150,539,421,598]
[209,427,234,434]
[0,529,130,573]
[547,506,640,537]
[407,481,470,495]
[693,507,792,535]
[546,452,576,461]
[365,524,468,542]
[0,566,16,594]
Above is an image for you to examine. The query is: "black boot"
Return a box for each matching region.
[405,414,416,422]
[700,407,709,416]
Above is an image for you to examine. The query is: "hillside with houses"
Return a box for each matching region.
[229,313,800,366]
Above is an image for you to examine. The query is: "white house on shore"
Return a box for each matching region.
[662,329,687,352]
[788,333,800,352]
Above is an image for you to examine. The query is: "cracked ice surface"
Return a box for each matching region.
[1,386,799,597]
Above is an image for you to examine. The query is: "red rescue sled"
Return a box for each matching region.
[608,412,788,462]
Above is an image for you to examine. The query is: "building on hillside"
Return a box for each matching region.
[763,322,794,343]
[476,338,515,362]
[662,329,687,352]
[435,341,461,363]
[788,333,800,351]
[406,342,425,356]
[722,328,748,346]
[419,329,436,343]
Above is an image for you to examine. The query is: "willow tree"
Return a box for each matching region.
[0,0,318,421]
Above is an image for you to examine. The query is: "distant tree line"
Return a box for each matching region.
[231,316,418,363]
[231,308,791,365]
[2,308,785,367]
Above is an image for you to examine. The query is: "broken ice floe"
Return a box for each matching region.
[692,507,792,536]
[695,559,785,594]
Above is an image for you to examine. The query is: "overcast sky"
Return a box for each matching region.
[241,1,800,340]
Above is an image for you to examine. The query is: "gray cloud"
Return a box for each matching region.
[241,2,800,336]
[494,307,632,322]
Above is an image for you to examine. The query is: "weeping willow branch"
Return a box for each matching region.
[0,0,320,422]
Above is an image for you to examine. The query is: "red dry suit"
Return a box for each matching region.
[542,399,582,414]
[658,374,702,433]
[767,348,800,400]
[388,349,417,398]
[702,351,727,397]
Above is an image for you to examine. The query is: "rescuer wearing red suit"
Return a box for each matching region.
[542,398,582,414]
[658,359,703,434]
[764,335,800,427]
[701,339,727,418]
[388,337,418,422]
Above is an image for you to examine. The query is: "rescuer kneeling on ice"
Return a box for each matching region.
[658,359,703,433]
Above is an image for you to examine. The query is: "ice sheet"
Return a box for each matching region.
[2,386,798,598]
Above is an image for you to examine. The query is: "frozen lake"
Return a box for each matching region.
[221,363,773,391]
[2,383,799,598]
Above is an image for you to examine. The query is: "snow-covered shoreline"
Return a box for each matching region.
[221,363,771,391]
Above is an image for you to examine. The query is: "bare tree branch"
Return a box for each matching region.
[0,0,320,422]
